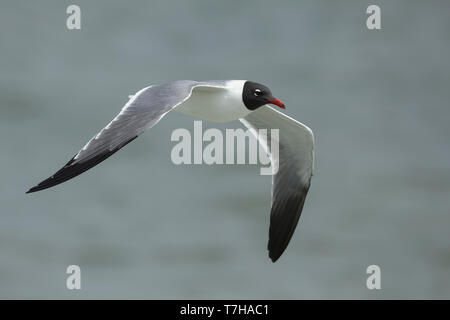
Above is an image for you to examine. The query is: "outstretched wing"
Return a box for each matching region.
[27,81,225,193]
[240,106,314,262]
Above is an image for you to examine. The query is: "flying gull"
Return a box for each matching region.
[27,80,314,262]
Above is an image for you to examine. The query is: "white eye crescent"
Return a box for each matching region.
[254,89,262,96]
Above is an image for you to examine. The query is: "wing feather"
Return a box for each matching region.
[240,106,314,262]
[27,81,226,193]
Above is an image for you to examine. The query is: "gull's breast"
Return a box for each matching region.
[175,81,250,123]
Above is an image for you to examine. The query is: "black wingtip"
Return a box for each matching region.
[26,182,52,194]
[269,254,280,263]
[268,245,284,263]
[267,185,311,263]
[25,156,77,194]
[26,136,138,194]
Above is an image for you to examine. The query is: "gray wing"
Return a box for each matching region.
[27,80,224,193]
[240,106,314,262]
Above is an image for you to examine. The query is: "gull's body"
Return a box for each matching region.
[176,80,251,122]
[27,80,314,262]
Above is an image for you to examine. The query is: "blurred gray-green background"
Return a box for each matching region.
[1,0,449,299]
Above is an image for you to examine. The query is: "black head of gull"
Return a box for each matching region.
[242,81,285,111]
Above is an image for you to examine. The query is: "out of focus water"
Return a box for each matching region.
[1,0,449,299]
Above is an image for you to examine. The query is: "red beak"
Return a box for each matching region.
[268,98,286,109]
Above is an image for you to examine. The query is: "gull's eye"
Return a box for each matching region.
[254,89,263,96]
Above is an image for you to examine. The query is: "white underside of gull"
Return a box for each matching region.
[175,80,250,123]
